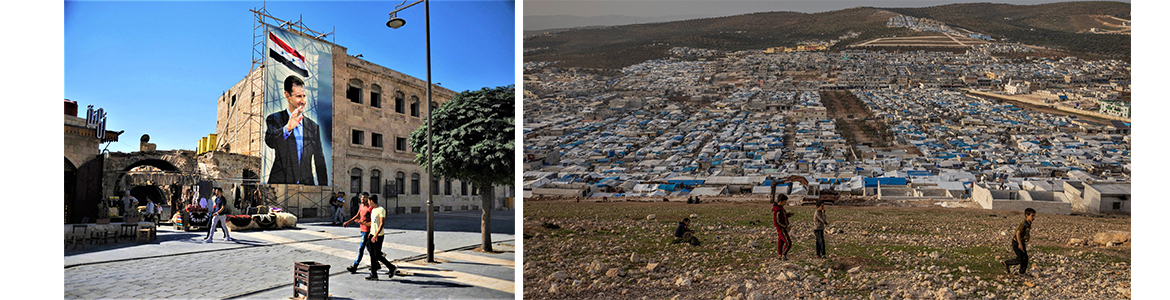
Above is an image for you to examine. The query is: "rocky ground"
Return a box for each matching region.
[523,197,1130,300]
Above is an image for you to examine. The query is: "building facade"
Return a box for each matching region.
[215,31,511,215]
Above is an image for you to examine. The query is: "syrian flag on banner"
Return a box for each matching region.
[268,31,310,78]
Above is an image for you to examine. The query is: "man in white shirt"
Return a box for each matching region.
[122,190,137,217]
[363,196,395,280]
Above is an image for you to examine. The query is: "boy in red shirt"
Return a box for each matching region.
[773,194,793,260]
[342,192,372,273]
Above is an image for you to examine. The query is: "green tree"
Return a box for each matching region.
[410,85,514,252]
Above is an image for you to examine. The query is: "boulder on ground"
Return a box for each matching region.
[1093,231,1130,246]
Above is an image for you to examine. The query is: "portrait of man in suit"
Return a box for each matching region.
[265,75,329,185]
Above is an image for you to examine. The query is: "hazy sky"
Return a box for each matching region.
[525,0,1132,17]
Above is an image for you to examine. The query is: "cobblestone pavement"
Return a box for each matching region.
[64,210,516,299]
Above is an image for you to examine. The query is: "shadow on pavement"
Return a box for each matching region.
[65,231,206,256]
[397,272,453,279]
[443,261,507,268]
[392,279,474,288]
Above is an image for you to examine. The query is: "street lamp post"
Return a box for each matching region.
[387,0,435,263]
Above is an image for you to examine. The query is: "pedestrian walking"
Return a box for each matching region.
[342,192,371,274]
[1002,208,1036,276]
[203,188,233,242]
[331,192,347,225]
[772,194,793,260]
[364,195,396,280]
[813,200,829,259]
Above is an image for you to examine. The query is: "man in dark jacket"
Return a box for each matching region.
[264,75,328,185]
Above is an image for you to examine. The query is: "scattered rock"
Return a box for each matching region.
[647,214,656,220]
[748,240,760,248]
[690,214,699,219]
[606,267,625,277]
[631,252,641,263]
[848,266,862,274]
[550,271,568,281]
[1117,287,1131,298]
[1093,231,1129,246]
[589,260,607,273]
[675,277,692,286]
[747,291,765,300]
[930,251,941,259]
[936,287,956,300]
[1068,238,1086,247]
[646,263,661,272]
[549,283,559,294]
[726,284,746,297]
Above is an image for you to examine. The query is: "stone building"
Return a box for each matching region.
[215,30,511,216]
[64,100,123,223]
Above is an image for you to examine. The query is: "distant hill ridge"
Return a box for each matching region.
[524,1,1129,69]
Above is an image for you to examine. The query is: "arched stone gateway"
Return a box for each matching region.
[97,150,261,218]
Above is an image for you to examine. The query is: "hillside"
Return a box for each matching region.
[885,1,1130,57]
[523,199,1131,299]
[524,2,1130,70]
[524,8,902,69]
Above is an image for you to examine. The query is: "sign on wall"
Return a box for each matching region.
[261,25,333,185]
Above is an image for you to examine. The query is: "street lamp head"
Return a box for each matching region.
[387,17,406,29]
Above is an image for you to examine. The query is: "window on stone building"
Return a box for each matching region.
[471,183,479,195]
[411,173,420,195]
[370,84,382,108]
[347,82,362,104]
[396,137,407,152]
[370,170,381,194]
[444,179,452,195]
[461,181,468,195]
[348,86,361,103]
[231,94,236,106]
[350,168,363,194]
[371,133,383,148]
[352,129,364,145]
[396,172,406,195]
[410,95,420,117]
[395,91,406,114]
[431,177,440,195]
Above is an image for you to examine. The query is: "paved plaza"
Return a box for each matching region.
[64,210,516,299]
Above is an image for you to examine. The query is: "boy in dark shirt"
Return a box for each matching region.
[672,218,699,246]
[1002,208,1036,275]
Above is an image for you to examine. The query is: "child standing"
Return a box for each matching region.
[772,194,792,260]
[814,201,829,259]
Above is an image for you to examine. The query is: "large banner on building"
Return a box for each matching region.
[261,25,333,185]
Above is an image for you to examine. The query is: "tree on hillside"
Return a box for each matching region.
[410,85,514,252]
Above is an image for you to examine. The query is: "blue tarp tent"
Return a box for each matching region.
[864,177,908,187]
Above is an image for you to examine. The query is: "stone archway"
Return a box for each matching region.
[104,150,198,199]
[129,185,165,208]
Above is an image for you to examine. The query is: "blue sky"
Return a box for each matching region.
[64,0,516,153]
